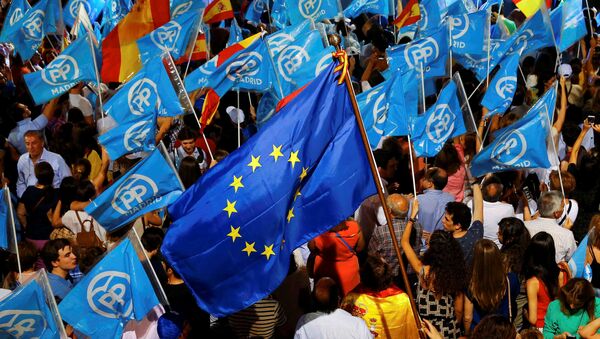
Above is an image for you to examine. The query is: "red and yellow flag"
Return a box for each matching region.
[512,0,543,17]
[203,0,234,24]
[101,0,170,83]
[175,33,207,64]
[393,0,420,28]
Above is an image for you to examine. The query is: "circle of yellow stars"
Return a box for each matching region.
[222,144,310,261]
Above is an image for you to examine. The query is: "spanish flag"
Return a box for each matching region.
[512,0,544,17]
[175,33,207,64]
[101,0,170,83]
[203,0,234,24]
[393,0,420,28]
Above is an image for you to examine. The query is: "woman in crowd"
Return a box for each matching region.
[178,156,202,189]
[402,200,467,339]
[586,214,600,295]
[435,141,466,202]
[2,241,38,289]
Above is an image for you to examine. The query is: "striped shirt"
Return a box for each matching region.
[229,298,286,338]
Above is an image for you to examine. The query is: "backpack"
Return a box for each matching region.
[75,211,104,249]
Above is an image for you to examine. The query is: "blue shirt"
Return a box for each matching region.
[8,115,49,155]
[417,189,455,233]
[17,148,72,197]
[47,271,73,302]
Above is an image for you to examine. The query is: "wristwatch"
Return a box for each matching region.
[408,217,417,223]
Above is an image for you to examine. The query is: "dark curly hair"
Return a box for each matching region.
[422,230,468,296]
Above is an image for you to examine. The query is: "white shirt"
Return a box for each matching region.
[294,309,373,339]
[468,200,515,248]
[69,93,93,117]
[61,210,107,243]
[524,217,577,263]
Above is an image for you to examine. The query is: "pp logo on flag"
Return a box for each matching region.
[404,38,439,72]
[509,29,533,54]
[253,0,266,12]
[426,104,455,144]
[111,174,159,215]
[9,8,24,26]
[492,130,528,166]
[0,310,47,337]
[298,0,323,19]
[495,76,517,100]
[123,121,153,152]
[226,52,263,82]
[269,34,295,55]
[87,271,133,319]
[366,88,389,135]
[69,0,92,18]
[128,79,160,116]
[41,55,80,86]
[172,1,192,17]
[21,10,45,40]
[151,22,182,53]
[419,4,428,30]
[277,46,311,81]
[450,14,469,40]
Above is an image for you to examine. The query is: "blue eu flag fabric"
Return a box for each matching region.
[162,61,377,316]
[63,0,105,27]
[266,20,311,55]
[470,87,556,177]
[104,58,184,122]
[550,0,587,52]
[98,110,157,160]
[450,10,489,56]
[245,0,267,24]
[59,238,160,338]
[138,11,200,63]
[85,148,183,231]
[0,0,30,43]
[0,278,61,338]
[411,80,467,157]
[480,53,520,117]
[285,0,338,25]
[23,34,98,105]
[343,0,390,18]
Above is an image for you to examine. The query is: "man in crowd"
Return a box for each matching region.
[417,167,455,247]
[41,238,77,303]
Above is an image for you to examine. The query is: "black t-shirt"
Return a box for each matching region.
[20,186,58,240]
[165,283,210,335]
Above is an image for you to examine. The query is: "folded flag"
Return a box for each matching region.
[416,0,444,37]
[245,0,267,23]
[393,0,420,28]
[171,0,207,18]
[59,238,160,338]
[0,0,31,42]
[343,0,390,18]
[203,0,234,24]
[450,10,489,56]
[550,0,587,52]
[24,33,98,105]
[63,0,105,27]
[271,0,288,28]
[227,17,244,47]
[285,0,338,25]
[85,148,183,230]
[480,53,520,117]
[266,20,311,55]
[162,60,377,316]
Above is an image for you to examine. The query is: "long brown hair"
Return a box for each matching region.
[559,278,596,320]
[469,239,507,312]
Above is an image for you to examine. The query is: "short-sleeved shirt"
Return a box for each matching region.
[229,298,286,339]
[20,186,58,240]
[455,220,483,267]
[47,272,73,303]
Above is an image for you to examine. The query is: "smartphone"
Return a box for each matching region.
[588,115,596,125]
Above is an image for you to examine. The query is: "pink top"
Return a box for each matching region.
[443,143,466,202]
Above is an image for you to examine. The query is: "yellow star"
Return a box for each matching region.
[242,242,257,256]
[261,244,275,260]
[294,190,302,201]
[223,200,237,218]
[288,150,300,169]
[227,226,241,242]
[299,167,309,181]
[247,155,262,172]
[287,207,295,223]
[229,175,244,193]
[269,145,284,162]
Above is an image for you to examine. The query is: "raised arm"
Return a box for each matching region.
[553,76,567,134]
[92,147,110,193]
[570,120,592,165]
[402,199,423,274]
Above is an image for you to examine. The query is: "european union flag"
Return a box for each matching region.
[63,0,105,27]
[343,0,390,18]
[137,11,201,63]
[59,238,160,338]
[162,61,377,316]
[85,148,183,231]
[480,53,520,117]
[101,0,131,37]
[470,86,556,177]
[104,58,184,122]
[23,34,98,105]
[0,273,63,338]
[411,80,467,157]
[266,20,311,55]
[450,10,490,56]
[245,0,267,24]
[285,0,338,25]
[227,17,244,47]
[98,111,157,160]
[551,0,587,52]
[0,0,30,43]
[170,0,207,18]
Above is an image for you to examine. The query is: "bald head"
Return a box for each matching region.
[313,277,340,313]
[386,194,409,218]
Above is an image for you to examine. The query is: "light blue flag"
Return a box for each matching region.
[470,87,556,177]
[0,187,10,249]
[84,148,183,230]
[271,0,288,29]
[59,238,160,338]
[388,24,449,79]
[266,20,311,55]
[0,0,31,42]
[0,278,61,338]
[446,0,468,16]
[98,111,157,160]
[256,90,279,128]
[230,39,276,93]
[170,0,207,18]
[343,0,389,18]
[227,18,244,47]
[411,80,466,157]
[23,34,97,105]
[63,0,104,27]
[551,0,587,52]
[285,0,338,25]
[288,45,335,92]
[479,0,499,10]
[454,39,502,80]
[137,11,200,63]
[273,30,326,95]
[245,0,267,24]
[450,10,489,56]
[101,0,131,37]
[569,233,590,278]
[104,58,184,122]
[480,53,519,116]
[418,0,445,37]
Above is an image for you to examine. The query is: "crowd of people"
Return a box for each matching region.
[3,0,600,338]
